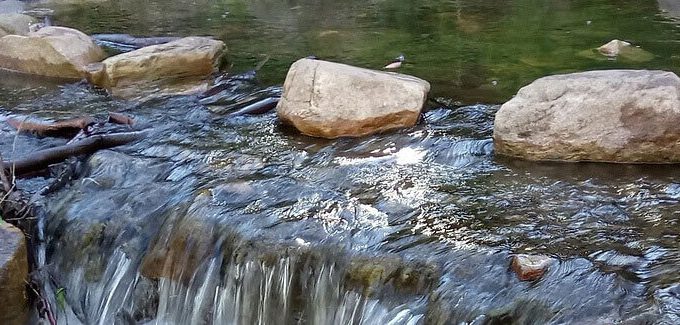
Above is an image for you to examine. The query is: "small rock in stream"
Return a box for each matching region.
[598,39,631,57]
[510,254,555,281]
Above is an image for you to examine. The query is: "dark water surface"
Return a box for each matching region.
[1,0,680,324]
[47,0,680,103]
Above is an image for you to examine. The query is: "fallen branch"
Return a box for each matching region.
[7,116,96,138]
[3,131,146,177]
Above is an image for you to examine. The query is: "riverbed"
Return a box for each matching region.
[1,0,680,324]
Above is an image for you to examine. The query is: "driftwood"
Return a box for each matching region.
[92,34,181,52]
[107,112,134,126]
[228,97,279,117]
[7,117,96,138]
[3,131,145,177]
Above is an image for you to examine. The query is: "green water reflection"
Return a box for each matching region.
[45,0,680,103]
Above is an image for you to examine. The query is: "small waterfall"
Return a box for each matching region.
[46,226,427,324]
[149,246,425,324]
[153,253,297,324]
[56,249,139,324]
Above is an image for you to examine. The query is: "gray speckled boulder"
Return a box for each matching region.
[494,70,680,163]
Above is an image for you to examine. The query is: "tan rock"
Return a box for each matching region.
[597,39,631,57]
[511,254,554,281]
[86,36,225,98]
[494,70,680,163]
[0,222,28,325]
[0,13,36,36]
[0,26,105,78]
[276,58,430,139]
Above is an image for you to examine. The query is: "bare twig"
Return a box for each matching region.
[27,279,57,325]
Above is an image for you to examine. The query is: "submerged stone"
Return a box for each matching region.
[0,26,104,78]
[597,39,630,57]
[86,36,225,99]
[346,256,438,296]
[578,41,654,63]
[276,58,430,139]
[494,70,680,163]
[510,254,554,281]
[0,222,28,325]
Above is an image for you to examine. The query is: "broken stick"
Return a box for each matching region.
[7,117,96,138]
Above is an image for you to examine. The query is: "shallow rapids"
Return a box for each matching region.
[2,0,680,323]
[0,81,676,324]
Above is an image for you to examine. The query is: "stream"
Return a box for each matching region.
[1,0,680,324]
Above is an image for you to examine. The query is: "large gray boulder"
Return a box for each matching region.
[86,36,225,99]
[276,58,430,138]
[0,26,104,78]
[0,13,36,36]
[494,70,680,163]
[0,222,28,325]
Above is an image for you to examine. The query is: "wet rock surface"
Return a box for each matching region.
[494,69,680,162]
[86,36,225,98]
[0,26,104,78]
[655,284,680,324]
[0,222,28,325]
[277,58,430,138]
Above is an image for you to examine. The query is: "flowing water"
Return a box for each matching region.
[1,0,680,324]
